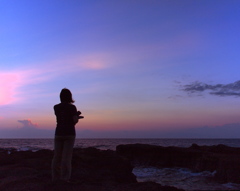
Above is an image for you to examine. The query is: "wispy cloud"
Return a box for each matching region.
[182,80,240,97]
[79,53,112,70]
[0,30,202,106]
[0,52,113,106]
[48,52,114,71]
[0,71,23,105]
[0,69,52,105]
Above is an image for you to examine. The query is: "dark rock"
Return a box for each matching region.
[72,147,136,184]
[0,147,184,191]
[116,143,240,184]
[114,182,185,191]
[116,144,203,169]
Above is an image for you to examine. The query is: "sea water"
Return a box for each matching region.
[133,167,240,191]
[1,138,240,151]
[1,138,240,191]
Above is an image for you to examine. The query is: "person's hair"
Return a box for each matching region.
[60,88,75,103]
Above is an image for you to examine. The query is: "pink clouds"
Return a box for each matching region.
[17,119,38,129]
[0,69,51,105]
[56,53,113,71]
[0,72,22,105]
[0,53,112,106]
[78,53,112,70]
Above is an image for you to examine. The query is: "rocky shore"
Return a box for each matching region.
[116,143,240,184]
[0,147,183,191]
[1,143,239,191]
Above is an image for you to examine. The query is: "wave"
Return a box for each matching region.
[133,167,240,191]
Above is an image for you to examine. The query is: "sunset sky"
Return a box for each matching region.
[1,0,240,138]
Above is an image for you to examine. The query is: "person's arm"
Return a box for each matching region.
[72,105,79,124]
[73,115,79,124]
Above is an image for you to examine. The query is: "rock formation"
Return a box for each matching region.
[116,143,240,184]
[0,147,184,191]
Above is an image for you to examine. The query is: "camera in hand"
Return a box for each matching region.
[76,111,84,119]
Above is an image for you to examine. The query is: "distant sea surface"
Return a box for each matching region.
[1,138,240,191]
[1,138,240,151]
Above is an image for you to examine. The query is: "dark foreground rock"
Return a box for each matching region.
[116,143,240,184]
[0,147,184,191]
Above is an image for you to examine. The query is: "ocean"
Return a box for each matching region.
[1,138,240,191]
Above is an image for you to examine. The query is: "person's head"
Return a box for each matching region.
[60,88,75,103]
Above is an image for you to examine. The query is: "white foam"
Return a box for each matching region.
[223,182,240,189]
[17,147,39,152]
[133,167,240,191]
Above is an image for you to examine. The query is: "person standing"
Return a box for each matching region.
[52,88,81,182]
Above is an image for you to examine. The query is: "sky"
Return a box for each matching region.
[1,0,240,138]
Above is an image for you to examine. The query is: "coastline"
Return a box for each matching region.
[1,143,240,190]
[0,145,184,191]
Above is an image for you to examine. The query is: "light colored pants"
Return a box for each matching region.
[51,135,75,181]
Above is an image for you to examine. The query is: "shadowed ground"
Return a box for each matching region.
[0,147,183,191]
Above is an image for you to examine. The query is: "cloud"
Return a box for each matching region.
[41,52,114,73]
[182,80,240,97]
[0,69,52,105]
[0,54,110,106]
[79,53,112,70]
[0,72,22,105]
[18,119,38,129]
[0,119,52,138]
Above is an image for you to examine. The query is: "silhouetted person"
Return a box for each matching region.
[52,88,82,182]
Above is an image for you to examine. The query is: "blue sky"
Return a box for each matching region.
[1,0,240,138]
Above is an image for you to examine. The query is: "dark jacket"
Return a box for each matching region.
[54,102,77,136]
